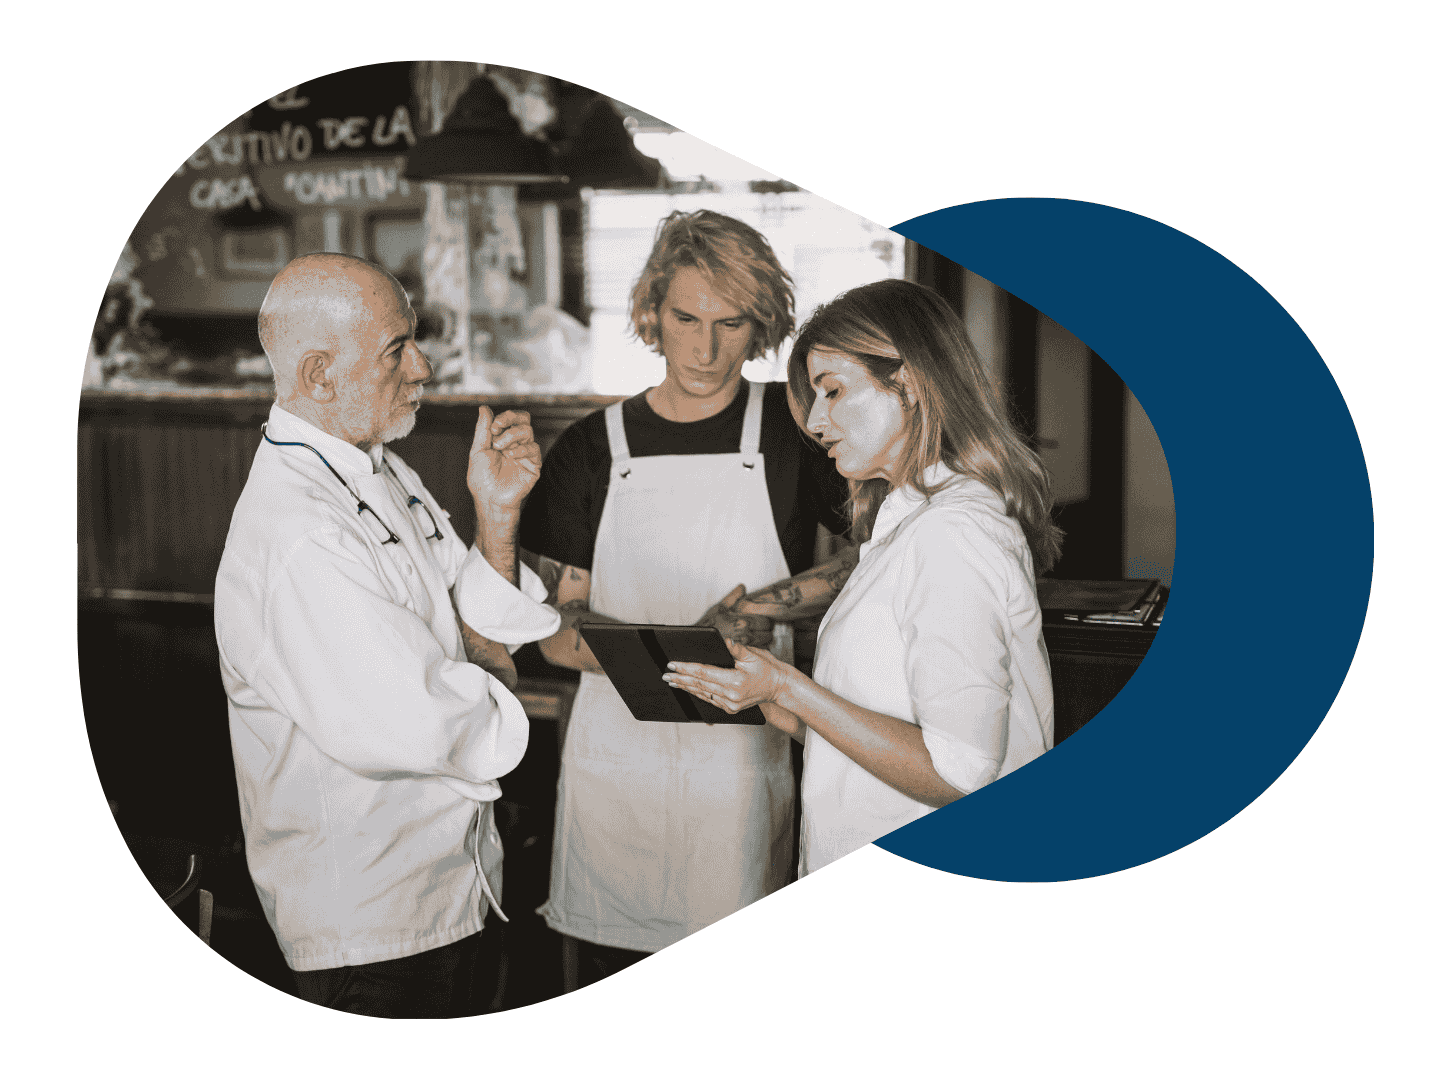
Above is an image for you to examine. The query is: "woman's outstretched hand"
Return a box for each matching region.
[663,637,793,714]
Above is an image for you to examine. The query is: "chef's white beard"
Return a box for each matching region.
[334,385,420,449]
[380,406,418,444]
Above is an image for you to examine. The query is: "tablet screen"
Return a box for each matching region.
[578,624,766,725]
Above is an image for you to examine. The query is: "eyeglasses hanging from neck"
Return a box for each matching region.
[261,425,444,545]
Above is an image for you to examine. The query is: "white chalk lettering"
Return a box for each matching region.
[189,176,262,211]
[362,165,402,200]
[242,131,273,165]
[342,117,369,148]
[282,165,409,205]
[318,116,372,150]
[319,116,371,150]
[390,105,416,146]
[267,86,310,111]
[371,105,416,147]
[283,171,311,202]
[289,124,312,161]
[206,135,244,167]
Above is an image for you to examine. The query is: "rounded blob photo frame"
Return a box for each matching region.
[77,62,1373,1014]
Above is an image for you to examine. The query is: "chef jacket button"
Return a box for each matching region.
[404,563,413,575]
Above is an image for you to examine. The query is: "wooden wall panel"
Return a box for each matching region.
[79,391,618,598]
[79,421,263,594]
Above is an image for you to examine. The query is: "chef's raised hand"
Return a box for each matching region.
[467,407,542,514]
[663,637,793,713]
[694,583,774,648]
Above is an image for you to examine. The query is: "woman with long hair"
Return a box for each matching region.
[664,278,1062,873]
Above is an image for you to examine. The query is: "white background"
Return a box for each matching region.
[6,2,1436,1075]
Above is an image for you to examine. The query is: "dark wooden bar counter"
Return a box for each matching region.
[79,387,623,604]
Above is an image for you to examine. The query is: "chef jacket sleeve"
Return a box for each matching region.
[895,510,1015,794]
[451,545,560,649]
[387,455,560,651]
[249,524,530,785]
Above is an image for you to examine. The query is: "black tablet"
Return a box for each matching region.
[578,624,766,725]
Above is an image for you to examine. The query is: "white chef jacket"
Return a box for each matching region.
[800,464,1054,875]
[215,403,559,972]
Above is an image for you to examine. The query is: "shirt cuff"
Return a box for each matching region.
[453,546,561,646]
[920,726,1002,796]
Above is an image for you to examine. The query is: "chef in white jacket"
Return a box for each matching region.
[665,279,1062,874]
[215,253,559,1018]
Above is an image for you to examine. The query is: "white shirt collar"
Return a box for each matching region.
[265,402,380,477]
[869,463,962,546]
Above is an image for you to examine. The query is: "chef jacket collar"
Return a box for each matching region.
[870,462,962,545]
[266,402,381,478]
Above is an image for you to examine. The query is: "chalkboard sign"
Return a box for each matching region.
[245,62,419,161]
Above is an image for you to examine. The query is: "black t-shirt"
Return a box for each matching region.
[520,381,850,577]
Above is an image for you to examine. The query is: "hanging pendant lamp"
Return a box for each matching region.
[557,95,664,190]
[404,74,567,185]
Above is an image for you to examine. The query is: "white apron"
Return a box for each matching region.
[539,380,796,952]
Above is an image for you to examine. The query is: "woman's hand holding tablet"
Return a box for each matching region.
[664,637,792,713]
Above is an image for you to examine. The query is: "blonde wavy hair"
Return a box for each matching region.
[628,210,795,362]
[787,278,1064,573]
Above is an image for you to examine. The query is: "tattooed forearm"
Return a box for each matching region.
[519,549,565,606]
[742,545,860,618]
[756,583,803,608]
[538,556,564,605]
[537,594,619,675]
[556,599,594,651]
[822,559,855,593]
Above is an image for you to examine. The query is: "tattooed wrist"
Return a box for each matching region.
[555,599,594,651]
[534,555,564,606]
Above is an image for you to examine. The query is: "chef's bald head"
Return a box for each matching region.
[258,254,407,396]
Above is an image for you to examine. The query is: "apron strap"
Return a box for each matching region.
[604,399,631,473]
[739,379,764,460]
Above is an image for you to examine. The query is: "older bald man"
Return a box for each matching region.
[215,253,560,1017]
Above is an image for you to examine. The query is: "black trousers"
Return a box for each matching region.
[572,937,648,990]
[290,931,481,1019]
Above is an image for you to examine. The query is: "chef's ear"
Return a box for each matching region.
[298,350,336,403]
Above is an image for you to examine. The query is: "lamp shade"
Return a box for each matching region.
[404,74,567,185]
[557,96,664,189]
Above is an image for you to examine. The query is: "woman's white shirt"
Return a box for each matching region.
[801,465,1054,875]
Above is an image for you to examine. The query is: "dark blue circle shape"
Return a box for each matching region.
[875,199,1373,880]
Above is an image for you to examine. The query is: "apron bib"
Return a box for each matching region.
[539,380,795,952]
